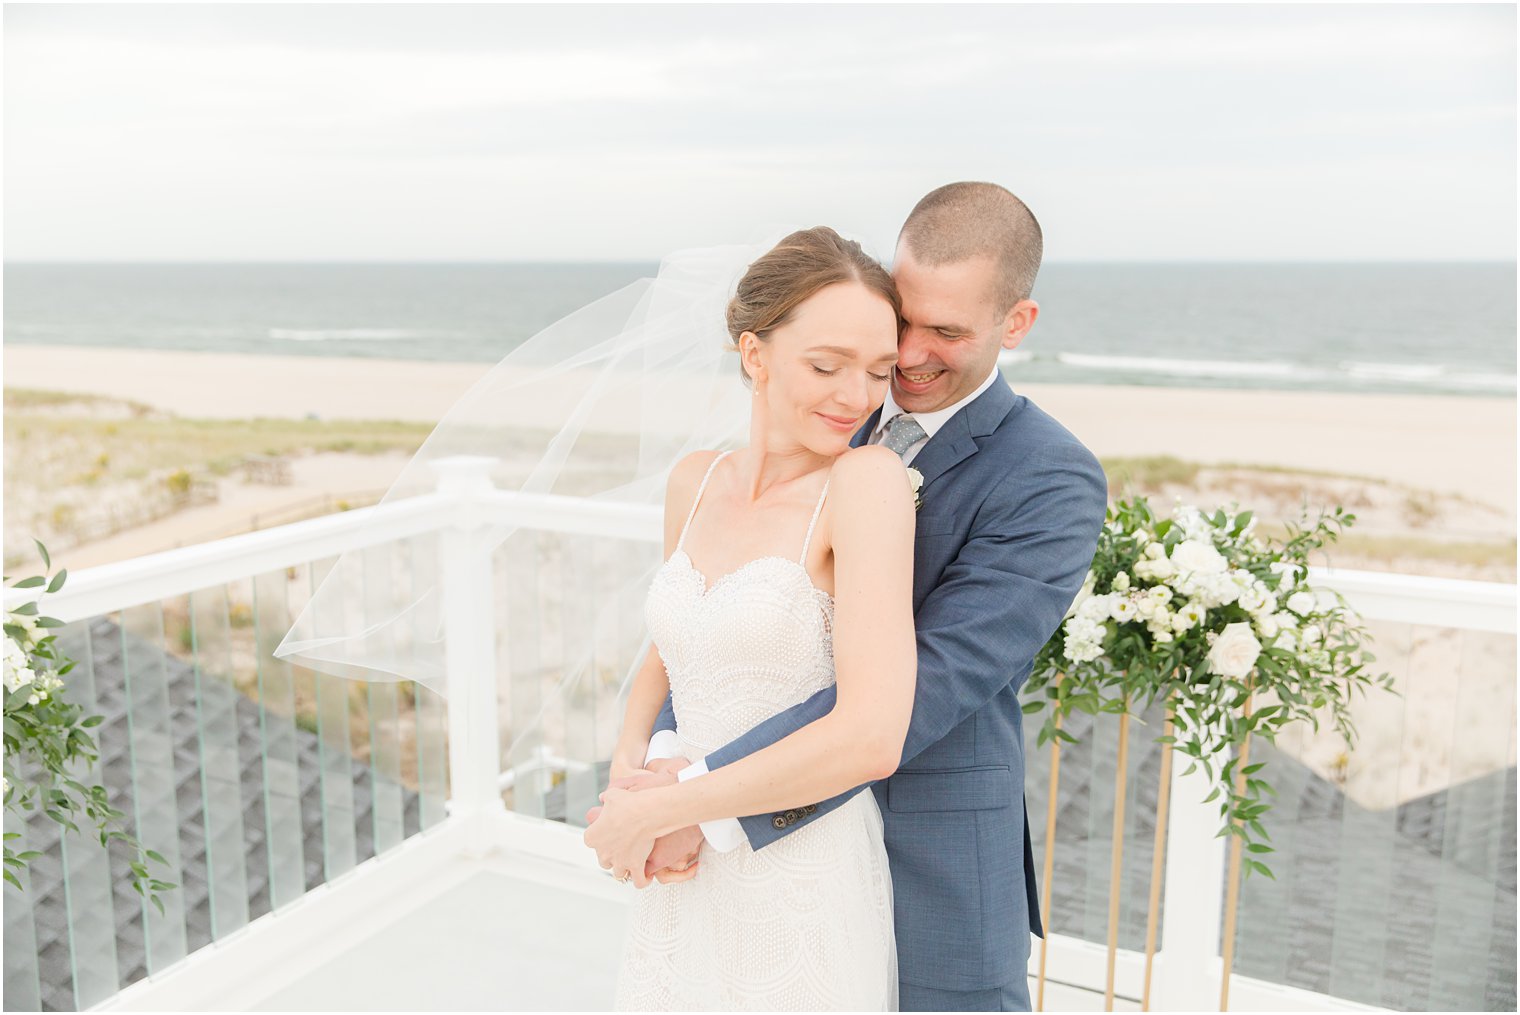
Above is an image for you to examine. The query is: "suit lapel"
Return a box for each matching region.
[909,378,1017,490]
[851,407,882,449]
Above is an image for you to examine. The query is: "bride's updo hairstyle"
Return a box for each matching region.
[726,227,901,388]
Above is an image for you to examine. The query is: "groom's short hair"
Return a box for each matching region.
[898,182,1043,315]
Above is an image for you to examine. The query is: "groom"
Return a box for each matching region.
[632,182,1106,1011]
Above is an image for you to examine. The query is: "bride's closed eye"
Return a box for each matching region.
[811,364,893,382]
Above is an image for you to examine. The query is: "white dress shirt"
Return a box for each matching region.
[645,366,1006,852]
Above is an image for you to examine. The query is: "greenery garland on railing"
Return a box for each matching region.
[3,539,177,913]
[1025,496,1396,877]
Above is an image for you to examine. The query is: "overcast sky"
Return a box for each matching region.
[4,4,1515,262]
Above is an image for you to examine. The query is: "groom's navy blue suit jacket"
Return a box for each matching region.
[652,379,1107,994]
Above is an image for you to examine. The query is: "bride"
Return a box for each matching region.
[583,226,917,1011]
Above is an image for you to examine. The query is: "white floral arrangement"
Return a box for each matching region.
[1026,496,1392,877]
[3,540,176,909]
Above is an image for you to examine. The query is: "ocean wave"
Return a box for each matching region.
[1055,352,1304,378]
[1009,350,1516,393]
[267,328,437,342]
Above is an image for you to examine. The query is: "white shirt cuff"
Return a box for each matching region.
[676,758,746,852]
[643,729,683,766]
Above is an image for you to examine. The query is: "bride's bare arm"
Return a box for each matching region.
[632,444,916,834]
[608,450,721,779]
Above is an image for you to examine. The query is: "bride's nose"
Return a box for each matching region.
[833,371,871,415]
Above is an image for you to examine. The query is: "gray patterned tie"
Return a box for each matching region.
[879,414,927,458]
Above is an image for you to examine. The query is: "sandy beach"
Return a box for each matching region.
[7,345,1515,517]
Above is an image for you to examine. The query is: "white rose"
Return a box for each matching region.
[905,467,924,497]
[1206,622,1263,679]
[1172,539,1228,575]
[1285,590,1317,617]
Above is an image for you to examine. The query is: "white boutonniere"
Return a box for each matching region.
[905,467,924,511]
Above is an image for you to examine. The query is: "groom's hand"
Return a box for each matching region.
[647,824,705,882]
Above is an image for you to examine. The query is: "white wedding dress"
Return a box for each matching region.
[615,450,898,1011]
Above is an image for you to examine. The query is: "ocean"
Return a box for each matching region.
[4,262,1514,397]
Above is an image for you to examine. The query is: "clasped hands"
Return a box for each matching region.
[583,756,706,889]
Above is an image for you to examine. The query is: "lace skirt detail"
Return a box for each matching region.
[614,791,898,1011]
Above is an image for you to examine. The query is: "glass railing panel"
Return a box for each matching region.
[186,584,251,943]
[118,602,188,973]
[3,802,43,1012]
[560,536,600,829]
[303,555,358,882]
[363,543,405,855]
[1427,625,1516,1011]
[407,533,449,830]
[250,570,306,910]
[501,529,547,818]
[1232,619,1517,1011]
[50,618,121,1008]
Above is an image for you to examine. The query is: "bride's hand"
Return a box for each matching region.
[584,784,662,888]
[609,759,651,783]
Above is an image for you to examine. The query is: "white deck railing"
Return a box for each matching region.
[4,456,1514,1012]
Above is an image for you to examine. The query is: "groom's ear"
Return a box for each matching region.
[1000,299,1039,351]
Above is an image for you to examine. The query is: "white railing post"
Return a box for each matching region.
[431,456,508,847]
[1150,730,1230,1010]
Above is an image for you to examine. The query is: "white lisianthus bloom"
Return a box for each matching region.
[1112,571,1131,592]
[1143,542,1166,561]
[1253,610,1282,640]
[1173,600,1206,630]
[1302,624,1324,647]
[1206,622,1263,679]
[1172,539,1228,575]
[1109,597,1138,623]
[1274,628,1299,653]
[1152,629,1174,644]
[1147,585,1173,605]
[1135,596,1160,620]
[1285,590,1317,617]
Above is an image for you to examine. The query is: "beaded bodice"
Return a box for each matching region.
[645,451,835,757]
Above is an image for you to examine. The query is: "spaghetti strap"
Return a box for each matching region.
[798,476,831,564]
[675,450,733,552]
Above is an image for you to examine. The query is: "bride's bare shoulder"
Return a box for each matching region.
[668,449,725,497]
[831,444,908,488]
